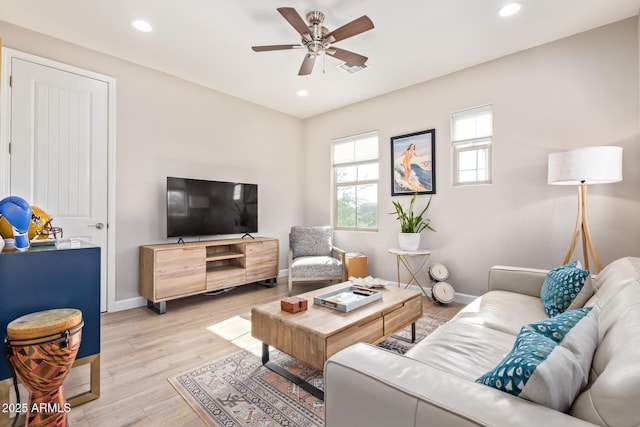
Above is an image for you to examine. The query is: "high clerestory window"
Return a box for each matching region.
[452,105,493,185]
[332,131,379,230]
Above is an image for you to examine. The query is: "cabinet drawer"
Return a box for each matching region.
[207,267,245,290]
[155,248,206,299]
[246,240,278,281]
[246,239,278,255]
[326,317,383,359]
[384,296,422,336]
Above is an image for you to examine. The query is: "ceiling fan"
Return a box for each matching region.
[252,7,374,76]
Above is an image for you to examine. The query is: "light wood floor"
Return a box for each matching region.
[8,280,464,427]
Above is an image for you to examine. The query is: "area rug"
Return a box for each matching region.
[169,314,447,427]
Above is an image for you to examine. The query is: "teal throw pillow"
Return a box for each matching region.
[527,307,597,389]
[476,328,556,395]
[476,307,598,412]
[540,261,591,317]
[528,307,592,344]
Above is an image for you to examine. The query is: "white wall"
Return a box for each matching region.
[1,18,638,305]
[0,21,305,304]
[303,18,640,297]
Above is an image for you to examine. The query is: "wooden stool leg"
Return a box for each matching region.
[1,377,27,427]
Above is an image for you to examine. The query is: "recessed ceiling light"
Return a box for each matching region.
[132,20,153,32]
[498,2,522,17]
[296,89,308,97]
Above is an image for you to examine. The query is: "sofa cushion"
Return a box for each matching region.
[453,290,548,336]
[571,257,640,425]
[540,261,591,317]
[406,320,516,381]
[476,307,598,412]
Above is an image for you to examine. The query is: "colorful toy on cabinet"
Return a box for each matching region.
[0,196,32,251]
[0,198,63,251]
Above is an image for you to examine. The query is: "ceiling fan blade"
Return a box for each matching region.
[325,15,374,43]
[298,54,316,76]
[326,47,368,66]
[277,7,312,39]
[252,44,302,52]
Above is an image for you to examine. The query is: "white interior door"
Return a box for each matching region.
[10,57,109,311]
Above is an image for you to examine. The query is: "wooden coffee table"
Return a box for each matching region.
[251,282,422,399]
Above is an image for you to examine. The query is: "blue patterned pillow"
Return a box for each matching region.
[528,307,592,344]
[540,261,591,317]
[527,307,597,389]
[477,307,598,412]
[477,328,555,395]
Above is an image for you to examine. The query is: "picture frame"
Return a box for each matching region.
[391,129,436,195]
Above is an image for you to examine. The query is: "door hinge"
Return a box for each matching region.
[9,75,12,87]
[8,142,10,154]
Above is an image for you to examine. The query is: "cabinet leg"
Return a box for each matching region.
[147,300,166,314]
[257,278,277,288]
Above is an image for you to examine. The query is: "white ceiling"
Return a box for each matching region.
[1,1,639,118]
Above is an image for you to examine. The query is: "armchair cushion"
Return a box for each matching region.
[291,256,343,278]
[290,226,333,258]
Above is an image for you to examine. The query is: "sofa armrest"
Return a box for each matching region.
[325,343,595,427]
[488,265,549,297]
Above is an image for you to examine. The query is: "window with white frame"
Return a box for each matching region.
[332,131,379,230]
[452,105,492,185]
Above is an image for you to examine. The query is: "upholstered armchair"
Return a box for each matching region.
[288,226,346,296]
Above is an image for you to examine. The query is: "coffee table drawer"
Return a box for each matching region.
[384,295,422,335]
[326,317,383,359]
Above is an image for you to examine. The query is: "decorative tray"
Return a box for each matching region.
[313,286,382,312]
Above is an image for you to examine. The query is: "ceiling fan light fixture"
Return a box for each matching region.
[132,20,153,32]
[498,2,522,17]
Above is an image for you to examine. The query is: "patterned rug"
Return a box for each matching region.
[169,314,447,427]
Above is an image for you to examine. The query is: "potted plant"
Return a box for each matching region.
[390,193,435,251]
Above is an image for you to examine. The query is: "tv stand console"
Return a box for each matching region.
[139,237,278,314]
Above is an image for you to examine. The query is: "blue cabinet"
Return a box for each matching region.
[0,242,100,397]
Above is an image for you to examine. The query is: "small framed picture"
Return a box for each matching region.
[391,129,436,195]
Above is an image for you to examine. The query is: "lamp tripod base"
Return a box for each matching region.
[562,184,602,272]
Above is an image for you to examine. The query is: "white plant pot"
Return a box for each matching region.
[398,232,420,251]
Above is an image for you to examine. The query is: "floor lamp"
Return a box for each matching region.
[548,146,623,272]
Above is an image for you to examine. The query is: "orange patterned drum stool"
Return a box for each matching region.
[5,309,83,427]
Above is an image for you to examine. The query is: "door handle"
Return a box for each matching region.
[89,222,105,229]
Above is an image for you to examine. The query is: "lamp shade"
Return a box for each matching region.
[548,146,623,185]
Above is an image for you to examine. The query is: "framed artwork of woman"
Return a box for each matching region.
[391,129,436,195]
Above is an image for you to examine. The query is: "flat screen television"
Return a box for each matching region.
[166,177,258,238]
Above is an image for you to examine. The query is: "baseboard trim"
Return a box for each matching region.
[110,296,147,312]
[401,283,477,305]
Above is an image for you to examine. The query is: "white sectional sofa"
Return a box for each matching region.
[324,257,640,426]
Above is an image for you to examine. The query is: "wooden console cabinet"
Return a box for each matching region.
[139,237,278,313]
